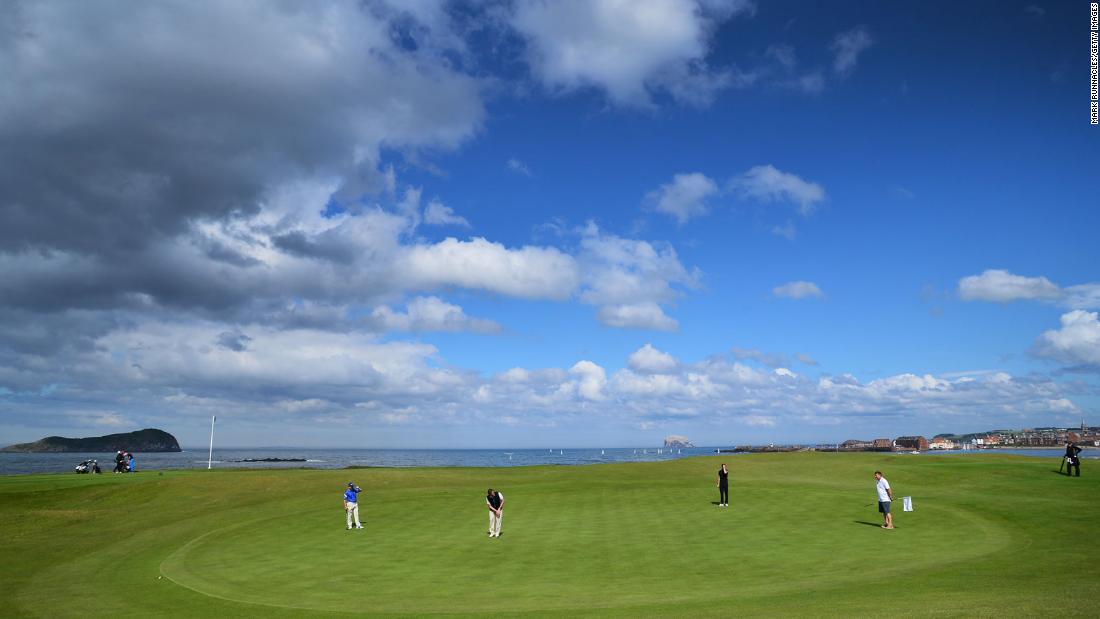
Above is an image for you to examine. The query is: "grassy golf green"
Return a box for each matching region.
[0,453,1097,617]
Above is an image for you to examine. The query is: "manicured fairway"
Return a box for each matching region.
[0,453,1097,617]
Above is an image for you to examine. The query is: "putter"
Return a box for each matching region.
[1059,456,1066,474]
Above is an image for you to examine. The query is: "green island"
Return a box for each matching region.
[1,452,1096,617]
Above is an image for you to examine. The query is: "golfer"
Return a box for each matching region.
[717,463,730,507]
[344,482,363,530]
[874,471,894,529]
[486,488,504,538]
[1065,442,1082,477]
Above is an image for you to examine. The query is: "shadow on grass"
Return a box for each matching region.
[853,521,883,527]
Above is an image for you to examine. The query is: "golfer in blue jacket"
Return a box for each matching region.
[344,482,363,530]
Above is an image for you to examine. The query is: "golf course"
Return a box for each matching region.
[1,453,1096,617]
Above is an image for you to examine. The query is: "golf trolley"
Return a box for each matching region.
[74,459,101,474]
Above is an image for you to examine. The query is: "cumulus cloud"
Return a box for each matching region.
[423,201,470,227]
[366,297,501,334]
[645,172,719,223]
[628,343,680,373]
[598,303,680,331]
[568,360,608,401]
[773,281,824,300]
[510,0,754,107]
[403,237,580,300]
[958,270,1061,303]
[730,165,826,216]
[830,26,873,76]
[1,319,1082,442]
[958,270,1099,308]
[1032,310,1100,368]
[579,224,699,329]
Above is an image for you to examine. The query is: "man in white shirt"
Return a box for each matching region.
[486,488,504,538]
[874,471,894,529]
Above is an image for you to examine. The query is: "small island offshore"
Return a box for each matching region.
[1,428,181,453]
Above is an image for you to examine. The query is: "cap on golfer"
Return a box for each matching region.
[348,482,355,487]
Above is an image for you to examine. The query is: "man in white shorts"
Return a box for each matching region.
[486,488,504,538]
[874,471,894,529]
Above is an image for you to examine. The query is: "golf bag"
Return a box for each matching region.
[75,459,100,474]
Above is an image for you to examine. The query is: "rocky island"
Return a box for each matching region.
[1,428,181,453]
[663,435,694,448]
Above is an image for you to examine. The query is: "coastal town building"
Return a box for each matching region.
[929,437,954,450]
[894,436,930,451]
[841,439,874,450]
[873,438,892,450]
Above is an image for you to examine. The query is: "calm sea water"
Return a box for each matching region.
[0,446,1092,476]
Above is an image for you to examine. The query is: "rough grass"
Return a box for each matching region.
[0,453,1096,617]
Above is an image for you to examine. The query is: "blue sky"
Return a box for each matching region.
[0,0,1096,448]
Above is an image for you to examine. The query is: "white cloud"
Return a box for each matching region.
[598,303,680,331]
[367,296,501,334]
[68,410,133,429]
[958,269,1061,303]
[628,343,680,373]
[645,172,719,223]
[773,281,824,300]
[510,0,754,107]
[422,200,470,227]
[743,415,776,427]
[957,270,1099,309]
[1062,284,1100,309]
[730,165,826,215]
[579,224,698,330]
[87,321,475,413]
[1032,310,1100,367]
[507,158,533,177]
[4,320,1083,441]
[830,26,873,76]
[569,360,608,401]
[403,237,580,300]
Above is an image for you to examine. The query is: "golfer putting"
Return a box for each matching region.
[486,488,504,538]
[344,482,363,530]
[874,470,894,529]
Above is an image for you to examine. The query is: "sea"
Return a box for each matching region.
[0,446,1093,476]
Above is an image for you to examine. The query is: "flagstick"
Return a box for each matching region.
[207,415,216,470]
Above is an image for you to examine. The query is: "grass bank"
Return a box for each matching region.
[0,453,1096,617]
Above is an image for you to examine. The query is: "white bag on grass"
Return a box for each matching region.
[902,496,913,512]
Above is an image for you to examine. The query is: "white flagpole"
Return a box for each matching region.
[207,415,216,470]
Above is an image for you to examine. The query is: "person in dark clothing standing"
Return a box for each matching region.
[1065,442,1082,477]
[486,488,504,537]
[717,463,730,507]
[114,450,126,474]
